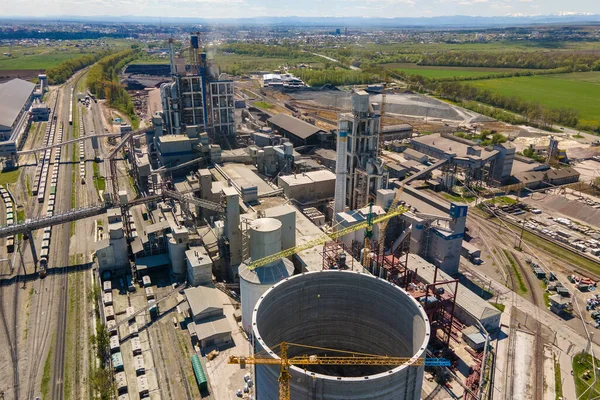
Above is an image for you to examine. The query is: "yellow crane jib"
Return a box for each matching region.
[227,342,430,400]
[246,206,409,270]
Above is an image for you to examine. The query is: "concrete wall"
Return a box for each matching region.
[253,271,429,400]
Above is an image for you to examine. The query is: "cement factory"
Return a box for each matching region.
[2,31,597,400]
[67,33,496,400]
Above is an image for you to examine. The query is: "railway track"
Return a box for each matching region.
[51,263,68,400]
[50,71,81,400]
[24,265,58,399]
[0,273,19,399]
[165,322,193,399]
[469,213,515,291]
[152,324,175,400]
[469,208,549,400]
[23,85,65,400]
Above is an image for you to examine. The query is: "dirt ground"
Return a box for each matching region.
[0,69,45,83]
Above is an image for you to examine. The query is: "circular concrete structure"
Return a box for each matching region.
[239,217,294,333]
[249,218,282,261]
[252,270,430,400]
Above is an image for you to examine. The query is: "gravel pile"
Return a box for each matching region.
[288,90,494,122]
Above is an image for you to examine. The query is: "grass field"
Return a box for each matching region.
[214,53,322,73]
[469,72,600,127]
[573,352,600,398]
[129,53,321,74]
[0,39,134,70]
[382,63,525,78]
[0,168,21,185]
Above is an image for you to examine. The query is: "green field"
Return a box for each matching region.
[0,39,134,70]
[214,54,322,74]
[129,53,322,74]
[469,72,600,127]
[382,63,525,79]
[573,353,600,398]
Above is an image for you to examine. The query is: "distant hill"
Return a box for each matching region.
[3,14,600,28]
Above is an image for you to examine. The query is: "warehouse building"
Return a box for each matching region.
[185,285,223,324]
[267,114,328,147]
[184,284,233,348]
[514,167,580,189]
[381,123,413,141]
[0,78,36,157]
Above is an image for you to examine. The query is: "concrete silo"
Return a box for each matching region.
[252,270,430,400]
[239,218,294,333]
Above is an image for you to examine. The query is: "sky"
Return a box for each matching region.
[2,0,600,19]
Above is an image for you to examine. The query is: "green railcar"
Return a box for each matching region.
[191,354,208,392]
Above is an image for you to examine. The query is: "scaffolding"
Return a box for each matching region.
[321,240,355,271]
[346,229,458,348]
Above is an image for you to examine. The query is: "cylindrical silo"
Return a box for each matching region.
[239,218,294,333]
[250,218,282,261]
[253,270,430,400]
[167,233,187,277]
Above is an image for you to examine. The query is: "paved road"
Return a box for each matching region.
[311,52,361,70]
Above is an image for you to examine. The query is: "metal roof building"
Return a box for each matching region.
[191,317,233,348]
[0,78,35,156]
[267,114,327,147]
[184,285,224,324]
[0,78,35,134]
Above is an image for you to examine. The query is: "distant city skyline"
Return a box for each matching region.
[3,0,600,20]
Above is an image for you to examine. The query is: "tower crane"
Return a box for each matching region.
[247,205,409,270]
[228,342,450,400]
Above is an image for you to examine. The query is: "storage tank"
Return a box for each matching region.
[239,218,294,333]
[167,233,187,277]
[265,205,296,252]
[253,271,429,400]
[249,218,282,261]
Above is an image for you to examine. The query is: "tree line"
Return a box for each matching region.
[87,48,141,128]
[417,51,600,71]
[218,43,311,61]
[46,51,111,84]
[291,68,381,86]
[432,66,575,82]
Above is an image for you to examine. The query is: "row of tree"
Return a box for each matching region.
[291,68,381,86]
[433,66,574,82]
[417,51,600,70]
[46,51,111,85]
[218,43,310,60]
[87,49,140,128]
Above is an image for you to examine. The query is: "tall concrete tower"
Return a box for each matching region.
[334,129,348,215]
[336,91,387,210]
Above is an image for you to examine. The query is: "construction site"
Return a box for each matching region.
[3,32,600,400]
